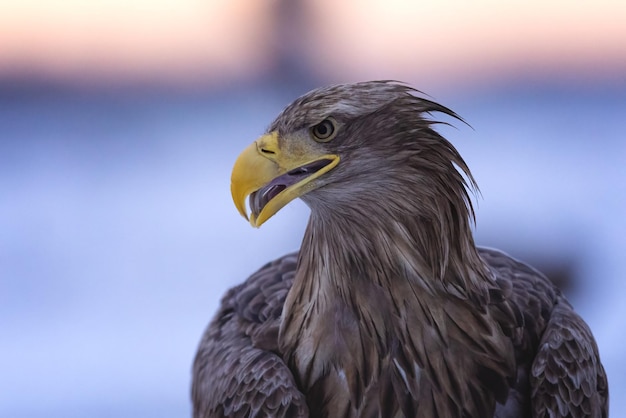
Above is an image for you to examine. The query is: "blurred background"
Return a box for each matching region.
[1,0,624,416]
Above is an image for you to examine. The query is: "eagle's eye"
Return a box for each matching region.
[310,119,337,142]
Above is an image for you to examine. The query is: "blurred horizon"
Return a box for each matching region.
[1,0,626,91]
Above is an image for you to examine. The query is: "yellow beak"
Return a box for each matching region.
[230,131,339,227]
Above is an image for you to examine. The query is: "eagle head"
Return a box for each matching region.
[231,81,476,230]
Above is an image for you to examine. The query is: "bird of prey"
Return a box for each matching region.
[192,81,608,417]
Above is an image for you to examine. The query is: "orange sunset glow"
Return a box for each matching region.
[1,0,625,84]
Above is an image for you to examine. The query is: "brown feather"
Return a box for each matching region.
[192,81,607,417]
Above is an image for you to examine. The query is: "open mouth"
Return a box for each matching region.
[249,158,334,218]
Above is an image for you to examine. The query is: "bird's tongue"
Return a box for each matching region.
[249,158,333,217]
[250,183,286,217]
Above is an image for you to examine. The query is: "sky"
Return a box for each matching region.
[1,0,625,86]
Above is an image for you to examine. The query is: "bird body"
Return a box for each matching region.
[192,82,608,417]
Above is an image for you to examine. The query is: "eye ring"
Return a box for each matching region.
[310,118,337,142]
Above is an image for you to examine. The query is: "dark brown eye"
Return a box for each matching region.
[311,119,336,142]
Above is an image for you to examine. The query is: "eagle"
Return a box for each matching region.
[192,81,608,417]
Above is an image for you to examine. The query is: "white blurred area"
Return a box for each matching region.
[1,1,625,417]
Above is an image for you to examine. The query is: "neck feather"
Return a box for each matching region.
[278,197,494,384]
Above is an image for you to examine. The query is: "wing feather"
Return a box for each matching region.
[530,301,608,418]
[192,253,308,418]
[481,247,608,418]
